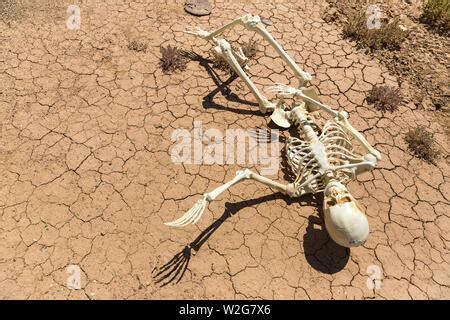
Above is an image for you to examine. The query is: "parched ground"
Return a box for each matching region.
[0,0,449,299]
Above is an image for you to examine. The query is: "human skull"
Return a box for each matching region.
[323,181,369,248]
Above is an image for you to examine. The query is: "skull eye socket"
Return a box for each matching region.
[339,196,352,203]
[326,195,352,207]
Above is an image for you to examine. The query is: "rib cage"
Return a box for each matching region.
[286,120,362,194]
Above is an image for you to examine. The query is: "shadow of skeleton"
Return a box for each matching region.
[153,192,349,287]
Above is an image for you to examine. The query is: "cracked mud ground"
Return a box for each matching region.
[0,0,448,299]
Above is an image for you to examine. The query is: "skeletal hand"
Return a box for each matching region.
[184,26,212,39]
[267,83,300,97]
[164,196,208,227]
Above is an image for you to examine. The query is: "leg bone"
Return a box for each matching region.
[215,39,274,113]
[184,14,252,40]
[251,23,312,85]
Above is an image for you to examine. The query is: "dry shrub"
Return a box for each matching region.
[128,40,148,53]
[366,85,401,112]
[343,12,407,50]
[240,40,259,59]
[159,45,187,73]
[211,40,259,74]
[405,126,440,164]
[421,0,450,35]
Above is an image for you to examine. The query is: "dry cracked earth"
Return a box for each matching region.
[0,0,449,299]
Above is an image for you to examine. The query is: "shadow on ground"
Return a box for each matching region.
[183,51,262,115]
[153,192,349,287]
[302,193,350,274]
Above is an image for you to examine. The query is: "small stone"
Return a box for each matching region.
[184,0,212,17]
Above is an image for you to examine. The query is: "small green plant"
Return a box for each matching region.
[366,85,401,112]
[211,40,259,74]
[421,0,450,35]
[128,40,148,53]
[343,12,407,50]
[159,45,187,73]
[405,126,440,164]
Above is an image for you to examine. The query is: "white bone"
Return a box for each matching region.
[184,26,212,39]
[165,169,295,227]
[213,38,274,113]
[164,197,208,227]
[268,83,339,118]
[335,113,382,161]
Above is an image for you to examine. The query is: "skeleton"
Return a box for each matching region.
[165,14,382,248]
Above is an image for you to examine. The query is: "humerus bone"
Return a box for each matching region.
[166,14,381,248]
